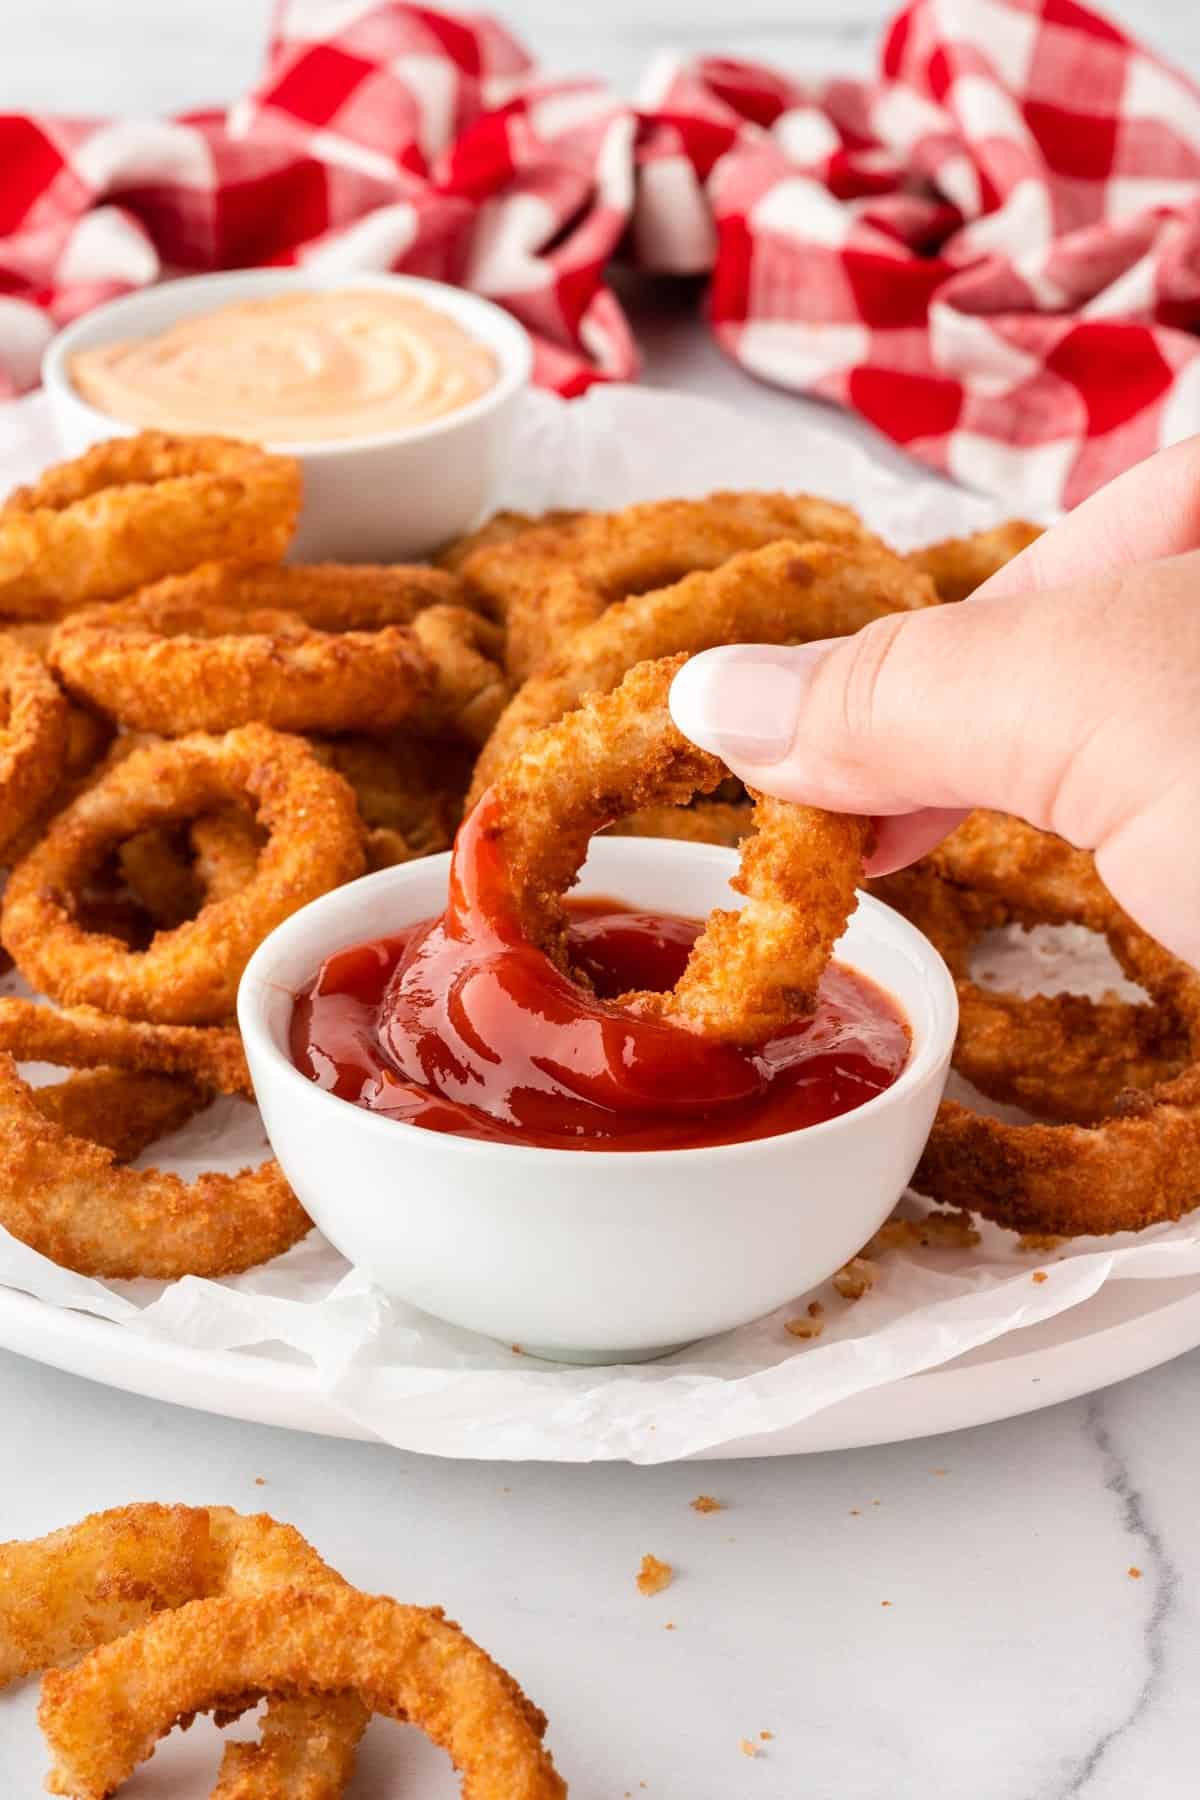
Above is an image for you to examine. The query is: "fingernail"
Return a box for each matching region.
[669,641,840,767]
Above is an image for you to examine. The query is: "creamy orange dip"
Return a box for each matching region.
[69,289,499,443]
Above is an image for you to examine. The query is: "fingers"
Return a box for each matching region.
[977,434,1200,601]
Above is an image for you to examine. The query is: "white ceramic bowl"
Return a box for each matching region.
[238,839,957,1364]
[42,269,533,562]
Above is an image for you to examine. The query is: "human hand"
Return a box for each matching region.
[669,438,1200,968]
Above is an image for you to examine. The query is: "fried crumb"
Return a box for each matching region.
[865,1209,980,1256]
[784,1316,824,1339]
[510,1343,524,1354]
[760,1730,774,1740]
[930,1468,948,1476]
[1018,1233,1066,1253]
[253,1477,266,1487]
[833,1256,879,1300]
[690,1495,724,1514]
[1128,1566,1143,1579]
[881,1599,892,1607]
[664,1621,676,1630]
[1031,1270,1049,1284]
[849,1508,861,1516]
[637,1554,673,1597]
[871,1499,880,1507]
[740,1738,759,1758]
[807,1300,824,1317]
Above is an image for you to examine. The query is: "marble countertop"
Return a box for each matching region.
[3,2,1200,1794]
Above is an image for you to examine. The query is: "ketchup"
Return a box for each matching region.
[290,801,910,1152]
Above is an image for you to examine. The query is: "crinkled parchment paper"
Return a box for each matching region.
[0,385,1196,1464]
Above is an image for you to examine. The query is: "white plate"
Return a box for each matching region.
[2,1274,1198,1459]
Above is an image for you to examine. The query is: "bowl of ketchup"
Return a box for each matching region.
[239,837,957,1364]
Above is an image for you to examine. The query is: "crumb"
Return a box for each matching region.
[690,1495,724,1513]
[833,1256,879,1300]
[510,1343,524,1354]
[930,1468,948,1477]
[253,1476,266,1487]
[864,1209,980,1257]
[664,1621,676,1630]
[499,1486,511,1494]
[784,1316,824,1339]
[871,1499,880,1507]
[849,1508,861,1516]
[807,1300,824,1317]
[637,1554,673,1597]
[760,1730,774,1741]
[881,1599,892,1607]
[1031,1270,1048,1284]
[1018,1233,1065,1252]
[740,1739,758,1758]
[1128,1566,1143,1579]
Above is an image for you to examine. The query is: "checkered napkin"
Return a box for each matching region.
[3,0,1199,508]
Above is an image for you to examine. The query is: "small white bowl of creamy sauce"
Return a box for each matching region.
[43,270,533,562]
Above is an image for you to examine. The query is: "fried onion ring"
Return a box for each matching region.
[0,433,300,620]
[40,1586,565,1800]
[886,814,1200,1236]
[468,537,935,805]
[907,520,1041,603]
[480,655,870,1042]
[0,636,71,858]
[0,1050,308,1276]
[50,563,506,743]
[460,489,881,680]
[311,730,471,857]
[609,800,754,848]
[1,724,365,1023]
[0,996,250,1094]
[434,507,582,572]
[2,1503,367,1798]
[30,1067,207,1161]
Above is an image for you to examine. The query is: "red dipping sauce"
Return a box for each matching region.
[290,811,910,1151]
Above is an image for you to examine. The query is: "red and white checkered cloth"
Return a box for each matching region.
[3,0,1199,508]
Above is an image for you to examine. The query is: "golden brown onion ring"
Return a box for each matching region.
[460,489,881,680]
[481,654,870,1043]
[30,1067,207,1162]
[907,520,1041,603]
[609,801,754,848]
[434,507,583,572]
[0,433,300,620]
[468,537,934,806]
[0,637,71,859]
[0,996,250,1094]
[50,563,506,743]
[1,724,365,1024]
[40,1586,565,1800]
[1,1504,366,1798]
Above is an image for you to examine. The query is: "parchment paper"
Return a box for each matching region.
[0,383,1195,1464]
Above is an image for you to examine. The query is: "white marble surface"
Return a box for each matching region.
[3,2,1200,1795]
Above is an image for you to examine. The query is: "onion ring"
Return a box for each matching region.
[30,1067,207,1161]
[460,489,882,680]
[50,563,507,743]
[40,1585,565,1800]
[907,520,1041,603]
[0,996,250,1094]
[0,637,71,859]
[478,654,871,1043]
[2,1503,366,1797]
[1,724,365,1024]
[0,1050,308,1276]
[609,800,754,848]
[885,814,1200,1235]
[468,537,935,806]
[0,433,300,620]
[434,507,582,572]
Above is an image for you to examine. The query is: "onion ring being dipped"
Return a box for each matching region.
[0,433,300,620]
[50,563,507,744]
[457,654,871,1045]
[907,520,1042,603]
[2,1504,367,1798]
[1,724,365,1024]
[40,1585,565,1800]
[0,637,71,859]
[609,800,754,848]
[468,537,936,806]
[459,489,882,680]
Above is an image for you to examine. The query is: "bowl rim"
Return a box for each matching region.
[42,267,534,457]
[237,840,959,1168]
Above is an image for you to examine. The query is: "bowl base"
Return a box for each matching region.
[518,1338,691,1366]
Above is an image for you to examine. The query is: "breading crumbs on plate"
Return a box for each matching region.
[865,1210,980,1255]
[690,1495,723,1513]
[760,1731,773,1740]
[1128,1566,1143,1578]
[253,1476,266,1486]
[1018,1233,1066,1252]
[740,1739,758,1757]
[1032,1270,1049,1284]
[784,1316,823,1339]
[833,1256,879,1300]
[807,1300,823,1317]
[637,1553,673,1596]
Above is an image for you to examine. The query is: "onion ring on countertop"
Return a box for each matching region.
[468,536,936,806]
[0,724,365,1024]
[2,1504,367,1799]
[50,562,507,743]
[40,1585,565,1800]
[906,520,1042,603]
[471,654,871,1043]
[0,433,300,620]
[459,488,883,680]
[0,637,71,859]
